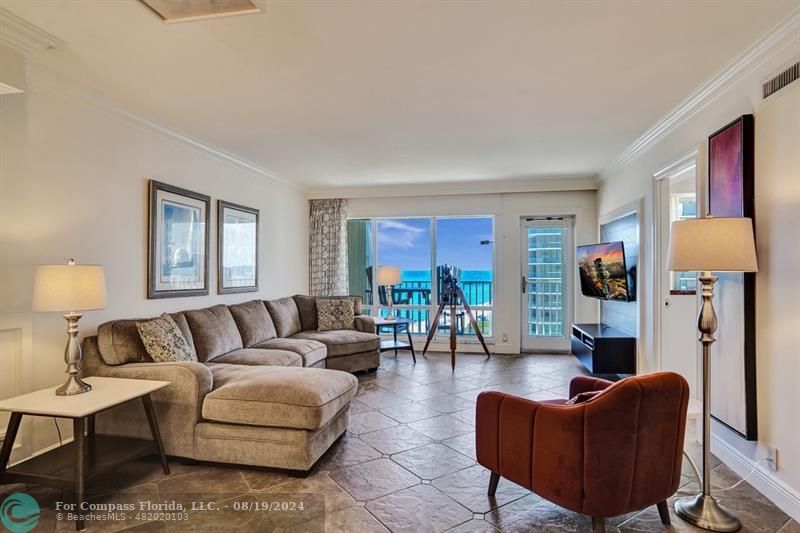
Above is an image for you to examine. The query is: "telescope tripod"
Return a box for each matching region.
[422,283,491,370]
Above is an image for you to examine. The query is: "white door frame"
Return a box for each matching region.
[519,217,575,353]
[652,148,701,374]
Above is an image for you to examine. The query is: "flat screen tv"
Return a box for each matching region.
[577,241,634,301]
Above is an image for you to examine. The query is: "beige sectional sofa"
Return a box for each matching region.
[81,295,379,474]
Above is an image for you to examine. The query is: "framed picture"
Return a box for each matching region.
[148,180,210,299]
[218,200,259,294]
[707,114,757,440]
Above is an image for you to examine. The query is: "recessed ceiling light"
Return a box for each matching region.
[139,0,260,23]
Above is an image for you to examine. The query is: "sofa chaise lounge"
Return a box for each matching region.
[81,295,379,473]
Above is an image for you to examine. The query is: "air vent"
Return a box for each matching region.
[762,62,799,99]
[140,0,260,23]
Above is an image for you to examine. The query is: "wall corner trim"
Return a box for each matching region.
[600,7,800,180]
[0,6,61,54]
[23,60,303,191]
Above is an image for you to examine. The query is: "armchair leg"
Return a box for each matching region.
[656,500,671,525]
[488,472,500,496]
[592,517,605,533]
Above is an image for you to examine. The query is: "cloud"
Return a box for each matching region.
[378,219,426,250]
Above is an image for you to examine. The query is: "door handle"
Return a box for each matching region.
[521,276,527,294]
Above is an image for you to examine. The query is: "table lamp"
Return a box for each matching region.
[377,266,402,320]
[33,259,107,396]
[667,217,758,532]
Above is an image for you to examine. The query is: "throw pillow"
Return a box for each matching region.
[317,298,355,331]
[564,390,603,406]
[136,313,196,363]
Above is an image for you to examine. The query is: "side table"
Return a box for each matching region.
[0,376,171,531]
[374,317,416,363]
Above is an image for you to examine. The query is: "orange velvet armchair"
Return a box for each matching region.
[476,372,689,532]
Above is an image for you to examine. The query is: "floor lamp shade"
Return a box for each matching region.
[666,217,758,273]
[33,262,107,312]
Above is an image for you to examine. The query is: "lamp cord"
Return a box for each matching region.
[677,458,768,494]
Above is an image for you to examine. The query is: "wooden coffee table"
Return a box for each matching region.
[0,377,170,531]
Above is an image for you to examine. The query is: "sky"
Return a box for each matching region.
[376,217,493,272]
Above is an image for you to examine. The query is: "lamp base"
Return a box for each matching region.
[675,493,741,532]
[56,374,92,396]
[384,315,396,321]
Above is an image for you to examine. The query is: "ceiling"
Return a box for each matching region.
[3,0,797,189]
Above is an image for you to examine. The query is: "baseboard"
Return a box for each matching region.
[711,432,800,522]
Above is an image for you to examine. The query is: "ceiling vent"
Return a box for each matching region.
[140,0,260,23]
[762,61,799,100]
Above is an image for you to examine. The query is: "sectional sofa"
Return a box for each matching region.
[81,295,379,474]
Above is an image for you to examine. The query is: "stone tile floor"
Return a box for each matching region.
[2,352,797,532]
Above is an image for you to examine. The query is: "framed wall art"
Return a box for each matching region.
[148,179,210,299]
[707,114,757,440]
[218,200,259,294]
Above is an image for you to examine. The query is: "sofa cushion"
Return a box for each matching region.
[207,348,301,367]
[317,298,355,331]
[252,338,327,368]
[265,297,302,337]
[136,314,197,363]
[291,330,380,358]
[228,300,277,347]
[203,365,358,430]
[184,305,243,362]
[294,295,363,331]
[97,312,196,365]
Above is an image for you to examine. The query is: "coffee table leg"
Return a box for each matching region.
[393,327,398,356]
[0,412,22,473]
[73,417,85,531]
[142,395,170,475]
[406,326,416,363]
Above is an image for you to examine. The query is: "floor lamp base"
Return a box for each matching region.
[675,493,741,532]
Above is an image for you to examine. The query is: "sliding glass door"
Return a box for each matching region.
[346,215,495,338]
[520,218,573,352]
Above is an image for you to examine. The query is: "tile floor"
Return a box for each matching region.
[2,351,797,532]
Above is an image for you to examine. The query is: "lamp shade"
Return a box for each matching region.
[666,217,758,273]
[32,260,107,312]
[377,266,402,286]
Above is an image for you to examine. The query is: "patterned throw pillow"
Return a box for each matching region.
[316,298,355,331]
[136,313,196,363]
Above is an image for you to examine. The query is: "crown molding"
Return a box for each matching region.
[24,61,301,191]
[308,175,598,200]
[601,7,800,180]
[0,6,61,54]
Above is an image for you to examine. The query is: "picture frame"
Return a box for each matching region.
[707,114,757,440]
[217,200,259,294]
[148,179,210,299]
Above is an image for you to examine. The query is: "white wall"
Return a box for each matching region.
[347,189,598,354]
[0,55,309,456]
[597,34,800,517]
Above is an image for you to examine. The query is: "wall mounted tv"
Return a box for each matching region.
[577,241,635,302]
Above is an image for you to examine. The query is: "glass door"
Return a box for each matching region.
[520,218,573,352]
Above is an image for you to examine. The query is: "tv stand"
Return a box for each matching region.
[571,323,636,375]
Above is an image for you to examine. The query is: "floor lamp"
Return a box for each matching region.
[667,217,758,532]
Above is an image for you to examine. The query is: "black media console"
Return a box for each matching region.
[571,323,636,375]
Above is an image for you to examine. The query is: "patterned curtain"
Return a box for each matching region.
[309,198,349,296]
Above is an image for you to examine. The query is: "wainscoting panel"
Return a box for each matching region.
[0,313,33,460]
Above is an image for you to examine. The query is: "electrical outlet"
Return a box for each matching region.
[502,333,508,343]
[765,447,778,472]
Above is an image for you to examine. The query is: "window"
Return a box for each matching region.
[526,225,566,337]
[346,216,495,338]
[670,193,697,292]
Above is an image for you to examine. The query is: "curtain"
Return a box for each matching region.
[309,198,348,296]
[347,219,370,303]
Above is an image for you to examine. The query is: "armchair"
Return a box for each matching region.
[476,372,689,532]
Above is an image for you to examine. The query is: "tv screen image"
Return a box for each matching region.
[577,241,631,301]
